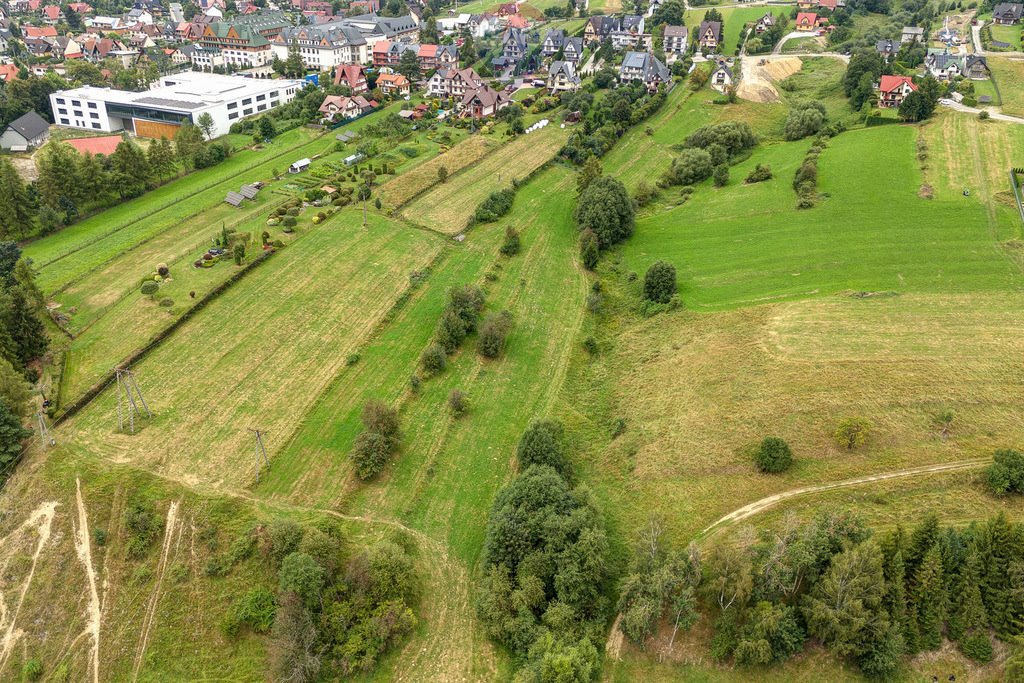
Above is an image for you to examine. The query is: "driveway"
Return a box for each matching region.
[940,98,1024,124]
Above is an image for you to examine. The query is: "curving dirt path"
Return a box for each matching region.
[700,459,989,539]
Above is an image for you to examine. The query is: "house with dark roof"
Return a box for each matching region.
[875,38,898,60]
[318,94,375,120]
[0,111,50,150]
[696,20,721,51]
[426,66,483,98]
[547,59,580,93]
[901,25,924,43]
[542,28,565,57]
[618,50,669,90]
[924,49,963,79]
[460,83,509,118]
[992,2,1022,24]
[492,26,527,73]
[663,24,687,59]
[709,60,733,91]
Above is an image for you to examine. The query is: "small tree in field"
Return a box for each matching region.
[351,400,400,479]
[580,229,599,270]
[437,166,449,183]
[500,227,520,257]
[448,389,467,417]
[643,260,677,303]
[985,448,1024,495]
[754,437,793,473]
[420,344,446,375]
[834,417,871,450]
[516,419,571,479]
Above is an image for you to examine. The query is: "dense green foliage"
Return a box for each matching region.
[474,188,517,224]
[477,424,610,682]
[516,420,571,479]
[754,437,793,473]
[477,310,513,359]
[434,285,485,354]
[574,177,634,249]
[351,400,401,480]
[986,448,1024,495]
[784,101,827,141]
[642,261,677,304]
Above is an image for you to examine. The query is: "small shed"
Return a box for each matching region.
[289,158,311,173]
[239,184,260,199]
[224,191,245,206]
[0,111,50,151]
[343,153,365,166]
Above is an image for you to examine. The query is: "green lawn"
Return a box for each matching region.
[988,56,1024,117]
[620,125,1019,310]
[781,35,825,53]
[990,22,1023,50]
[971,76,1001,106]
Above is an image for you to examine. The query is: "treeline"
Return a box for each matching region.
[0,125,231,240]
[476,420,611,681]
[0,242,49,481]
[621,511,1024,678]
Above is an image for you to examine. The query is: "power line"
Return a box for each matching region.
[36,411,55,447]
[115,368,152,434]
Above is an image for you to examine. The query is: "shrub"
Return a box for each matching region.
[516,420,570,479]
[583,336,598,355]
[286,207,300,216]
[420,344,446,374]
[643,261,677,304]
[140,282,159,296]
[662,148,713,187]
[477,311,513,358]
[268,519,305,565]
[959,632,993,663]
[499,226,521,256]
[683,122,757,156]
[351,400,401,480]
[834,417,871,450]
[745,164,773,184]
[574,176,634,248]
[713,164,729,187]
[978,110,990,120]
[93,528,107,546]
[985,448,1024,495]
[283,216,297,227]
[784,101,827,141]
[437,166,449,182]
[754,437,793,473]
[223,586,277,637]
[159,298,173,307]
[22,658,42,682]
[157,263,170,277]
[586,291,602,314]
[474,188,516,223]
[580,229,599,270]
[448,389,467,417]
[124,501,159,560]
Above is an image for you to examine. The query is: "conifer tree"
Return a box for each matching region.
[147,137,177,183]
[978,514,1015,635]
[0,157,34,239]
[911,546,946,650]
[0,397,31,473]
[36,141,82,212]
[76,151,108,204]
[110,140,152,199]
[883,545,915,653]
[4,286,47,364]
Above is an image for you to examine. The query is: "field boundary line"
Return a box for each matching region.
[699,459,989,540]
[385,136,499,212]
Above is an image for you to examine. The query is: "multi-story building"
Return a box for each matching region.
[271,13,417,69]
[197,12,289,67]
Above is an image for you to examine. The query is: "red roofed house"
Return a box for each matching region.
[64,135,124,156]
[796,12,817,31]
[334,63,368,92]
[23,25,58,39]
[496,2,517,15]
[376,72,410,96]
[41,5,61,22]
[372,39,391,68]
[817,0,840,10]
[506,13,529,29]
[68,2,94,12]
[878,74,916,108]
[0,64,20,82]
[318,94,375,121]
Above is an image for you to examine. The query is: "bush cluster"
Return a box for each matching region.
[350,400,401,480]
[473,188,516,224]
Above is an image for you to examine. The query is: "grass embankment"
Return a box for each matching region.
[401,124,568,233]
[986,57,1024,116]
[59,211,442,492]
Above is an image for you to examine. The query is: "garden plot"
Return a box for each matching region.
[379,135,498,209]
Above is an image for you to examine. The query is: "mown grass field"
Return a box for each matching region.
[623,125,1019,310]
[378,135,498,209]
[990,23,1023,50]
[988,56,1024,116]
[59,210,442,491]
[401,124,568,233]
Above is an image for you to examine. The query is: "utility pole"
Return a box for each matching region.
[249,428,270,483]
[36,411,55,447]
[115,367,152,434]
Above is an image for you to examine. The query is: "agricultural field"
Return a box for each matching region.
[988,56,1024,117]
[378,134,498,209]
[400,123,568,233]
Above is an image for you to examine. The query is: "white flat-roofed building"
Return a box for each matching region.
[50,71,305,138]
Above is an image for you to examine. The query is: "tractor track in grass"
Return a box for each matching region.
[699,459,990,539]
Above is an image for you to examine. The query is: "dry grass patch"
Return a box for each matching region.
[380,135,498,209]
[401,125,568,234]
[576,292,1024,544]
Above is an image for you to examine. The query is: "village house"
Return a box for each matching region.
[663,24,688,60]
[901,26,924,43]
[196,12,289,67]
[709,61,733,92]
[547,59,580,93]
[877,74,916,108]
[334,63,368,92]
[875,38,898,60]
[584,14,645,44]
[0,110,49,151]
[272,13,417,69]
[924,49,961,79]
[460,83,509,118]
[492,26,527,73]
[541,28,565,57]
[418,43,458,71]
[796,13,817,31]
[755,12,775,33]
[992,2,1022,23]
[696,20,722,51]
[426,66,483,99]
[618,50,669,90]
[318,94,375,121]
[376,72,411,96]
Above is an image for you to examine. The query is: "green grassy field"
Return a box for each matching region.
[988,56,1024,116]
[379,135,498,209]
[401,124,568,233]
[990,22,1023,50]
[622,125,1019,310]
[781,35,825,52]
